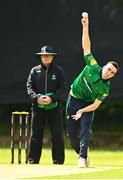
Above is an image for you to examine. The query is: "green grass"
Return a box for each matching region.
[0,147,123,179]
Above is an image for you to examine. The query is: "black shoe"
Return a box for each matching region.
[53,160,63,164]
[29,158,39,164]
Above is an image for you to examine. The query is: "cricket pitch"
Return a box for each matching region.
[0,164,112,179]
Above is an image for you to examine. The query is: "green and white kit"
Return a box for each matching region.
[71,53,110,102]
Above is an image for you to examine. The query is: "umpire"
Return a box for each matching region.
[27,46,66,164]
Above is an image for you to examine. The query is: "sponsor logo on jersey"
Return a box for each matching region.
[90,59,97,65]
[52,75,56,80]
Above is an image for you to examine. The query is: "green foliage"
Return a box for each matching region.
[93,100,123,132]
[0,101,123,147]
[0,104,31,135]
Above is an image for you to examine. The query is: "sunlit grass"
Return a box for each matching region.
[0,147,123,179]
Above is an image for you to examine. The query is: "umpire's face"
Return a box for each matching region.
[40,55,54,67]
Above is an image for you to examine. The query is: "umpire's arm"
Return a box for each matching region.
[26,68,38,102]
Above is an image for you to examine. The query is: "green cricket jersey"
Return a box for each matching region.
[71,53,110,102]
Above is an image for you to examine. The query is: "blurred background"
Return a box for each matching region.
[0,0,123,147]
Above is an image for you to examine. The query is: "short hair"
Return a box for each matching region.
[107,61,119,71]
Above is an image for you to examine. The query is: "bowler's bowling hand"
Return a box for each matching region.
[81,12,89,27]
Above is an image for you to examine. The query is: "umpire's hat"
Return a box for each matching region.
[36,46,58,56]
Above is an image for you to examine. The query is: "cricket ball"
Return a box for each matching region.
[82,12,88,17]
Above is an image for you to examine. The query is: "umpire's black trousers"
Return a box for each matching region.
[29,106,65,164]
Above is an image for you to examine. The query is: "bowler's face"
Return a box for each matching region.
[102,63,117,80]
[41,55,54,66]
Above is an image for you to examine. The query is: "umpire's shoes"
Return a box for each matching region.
[53,160,63,164]
[29,158,39,164]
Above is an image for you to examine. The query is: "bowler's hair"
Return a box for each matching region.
[107,61,119,71]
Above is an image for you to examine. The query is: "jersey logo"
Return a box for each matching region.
[36,70,41,73]
[103,93,108,97]
[90,58,97,65]
[52,75,56,80]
